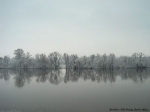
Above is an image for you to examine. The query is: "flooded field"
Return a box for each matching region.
[0,69,150,112]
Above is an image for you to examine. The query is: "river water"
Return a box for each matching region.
[0,69,150,112]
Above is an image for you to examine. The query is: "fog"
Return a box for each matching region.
[1,0,150,57]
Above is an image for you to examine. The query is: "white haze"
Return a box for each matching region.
[0,0,150,58]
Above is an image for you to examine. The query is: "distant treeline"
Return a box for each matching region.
[0,49,150,69]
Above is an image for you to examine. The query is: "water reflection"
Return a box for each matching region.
[0,69,10,81]
[0,68,150,87]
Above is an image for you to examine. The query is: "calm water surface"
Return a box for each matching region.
[0,69,150,112]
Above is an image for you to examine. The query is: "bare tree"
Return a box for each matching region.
[63,53,70,69]
[0,57,3,63]
[108,53,115,69]
[23,52,32,68]
[1,49,150,69]
[14,49,25,60]
[4,55,10,67]
[69,54,78,69]
[14,49,25,68]
[132,53,145,68]
[122,56,128,68]
[48,52,61,69]
[0,57,3,68]
[102,54,107,68]
[82,55,87,68]
[90,54,95,68]
[35,53,48,68]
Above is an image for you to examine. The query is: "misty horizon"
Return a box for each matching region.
[0,1,150,112]
[1,0,150,58]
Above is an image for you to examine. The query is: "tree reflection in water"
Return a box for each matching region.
[36,69,49,83]
[13,69,33,87]
[0,68,150,87]
[0,69,10,81]
[49,69,61,85]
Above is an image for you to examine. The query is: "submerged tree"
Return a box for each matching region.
[0,49,150,69]
[69,54,78,69]
[14,49,25,67]
[48,52,61,69]
[23,52,32,68]
[102,54,107,68]
[14,49,25,60]
[82,55,87,68]
[0,57,3,63]
[90,54,95,68]
[36,53,48,68]
[108,53,115,69]
[3,55,10,67]
[132,53,146,68]
[63,53,70,69]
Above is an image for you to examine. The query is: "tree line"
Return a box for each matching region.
[0,49,150,69]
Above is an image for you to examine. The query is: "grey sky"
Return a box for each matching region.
[0,0,150,58]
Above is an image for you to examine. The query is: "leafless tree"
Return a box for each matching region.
[48,52,61,69]
[132,53,146,68]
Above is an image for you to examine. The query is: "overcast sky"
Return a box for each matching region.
[0,0,150,58]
